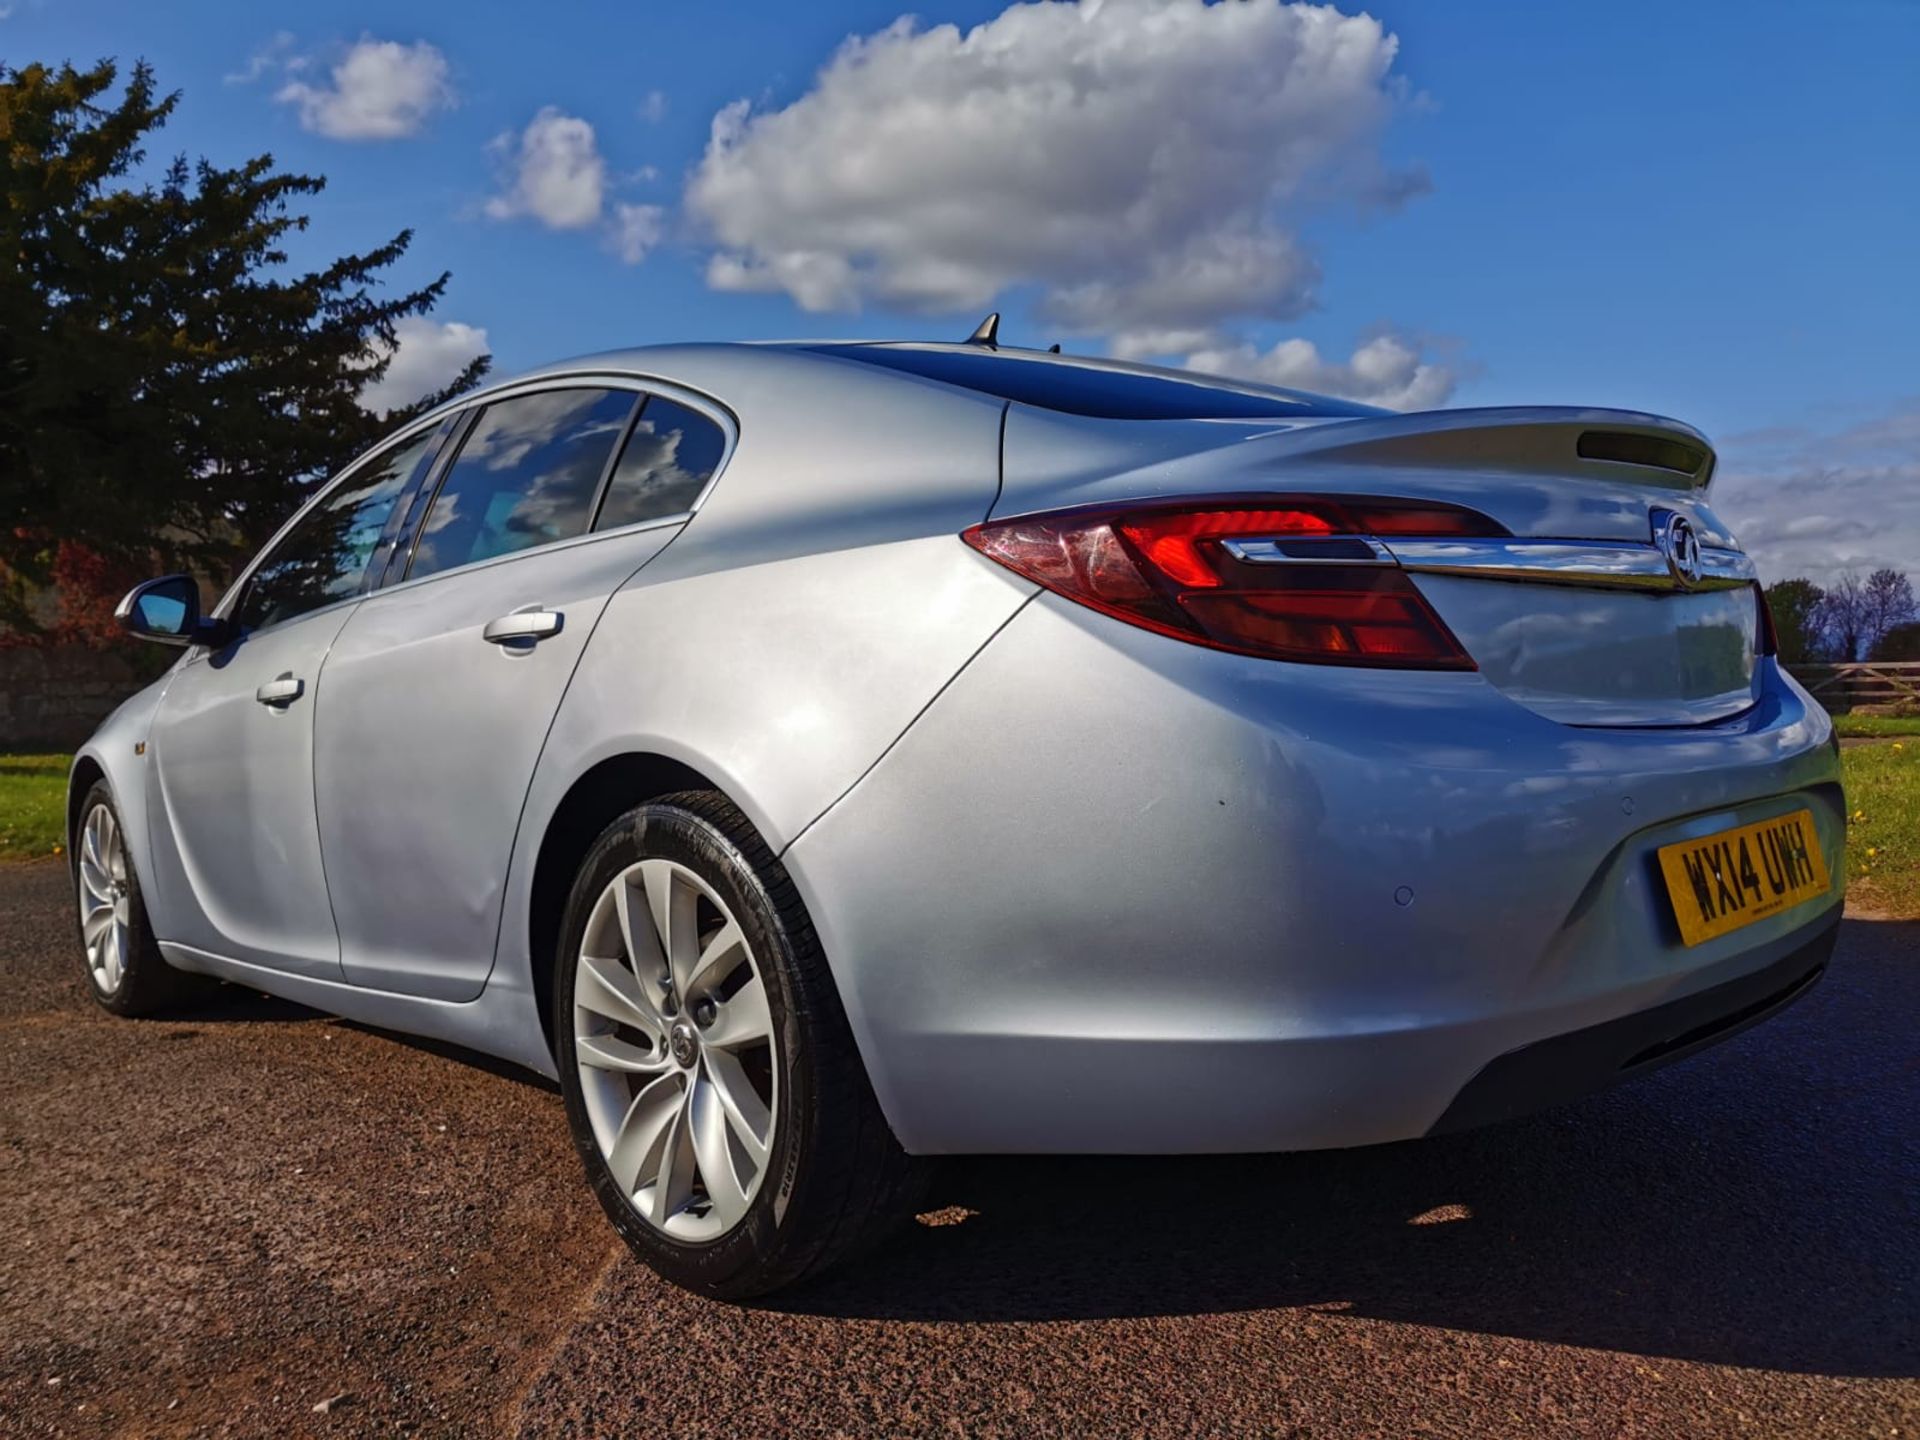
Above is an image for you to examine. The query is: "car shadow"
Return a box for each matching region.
[163,982,316,1024]
[164,982,558,1092]
[773,918,1919,1380]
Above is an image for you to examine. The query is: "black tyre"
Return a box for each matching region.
[72,781,192,1017]
[554,790,926,1298]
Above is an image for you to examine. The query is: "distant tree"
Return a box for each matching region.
[1816,568,1918,662]
[0,59,489,632]
[1762,578,1827,666]
[1860,568,1917,656]
[1817,572,1872,661]
[1873,621,1920,662]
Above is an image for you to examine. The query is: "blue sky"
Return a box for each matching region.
[8,0,1918,583]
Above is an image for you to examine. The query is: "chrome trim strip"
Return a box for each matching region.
[1220,532,1755,592]
[1221,536,1396,566]
[1385,539,1756,592]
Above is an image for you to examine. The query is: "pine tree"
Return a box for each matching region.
[0,59,489,629]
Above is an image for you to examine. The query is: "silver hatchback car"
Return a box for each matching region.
[74,337,1844,1296]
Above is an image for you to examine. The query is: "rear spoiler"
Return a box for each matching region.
[1290,406,1715,492]
[993,405,1729,547]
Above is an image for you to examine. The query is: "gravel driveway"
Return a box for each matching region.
[2,859,1914,1438]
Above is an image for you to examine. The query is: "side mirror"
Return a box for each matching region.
[115,575,221,648]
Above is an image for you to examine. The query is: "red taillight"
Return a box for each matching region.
[1754,581,1779,657]
[963,496,1496,670]
[1119,508,1334,588]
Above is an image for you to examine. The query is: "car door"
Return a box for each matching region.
[143,428,442,978]
[313,382,730,1000]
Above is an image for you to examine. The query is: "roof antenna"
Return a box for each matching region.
[965,312,1000,350]
[1047,343,1061,354]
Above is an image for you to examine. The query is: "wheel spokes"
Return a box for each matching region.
[82,900,115,946]
[613,874,667,989]
[604,1072,682,1194]
[576,1031,670,1074]
[647,1089,698,1228]
[688,1070,752,1228]
[702,1049,772,1171]
[643,862,702,996]
[100,809,124,883]
[684,918,745,999]
[575,953,663,1037]
[704,973,772,1050]
[76,804,129,993]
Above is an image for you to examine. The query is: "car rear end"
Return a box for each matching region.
[781,348,1843,1156]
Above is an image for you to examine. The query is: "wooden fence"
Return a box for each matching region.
[1789,661,1920,713]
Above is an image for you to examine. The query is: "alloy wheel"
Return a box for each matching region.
[77,803,131,995]
[572,858,779,1242]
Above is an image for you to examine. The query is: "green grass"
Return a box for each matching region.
[1842,740,1919,918]
[1833,713,1920,739]
[0,753,70,863]
[2,743,1914,917]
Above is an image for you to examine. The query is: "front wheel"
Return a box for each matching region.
[554,791,925,1298]
[73,781,191,1017]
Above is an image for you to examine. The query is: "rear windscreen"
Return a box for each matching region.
[801,344,1385,421]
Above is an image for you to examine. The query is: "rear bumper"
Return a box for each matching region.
[785,592,1845,1155]
[1429,906,1838,1134]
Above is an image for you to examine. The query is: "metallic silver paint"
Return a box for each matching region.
[76,342,1845,1158]
[1410,574,1760,727]
[144,605,358,978]
[784,593,1839,1153]
[315,515,683,1000]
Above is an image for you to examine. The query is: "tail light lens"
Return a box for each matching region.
[963,497,1499,669]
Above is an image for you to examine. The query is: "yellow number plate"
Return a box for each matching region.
[1657,808,1831,948]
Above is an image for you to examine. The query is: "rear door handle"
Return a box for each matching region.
[483,607,564,645]
[254,673,305,707]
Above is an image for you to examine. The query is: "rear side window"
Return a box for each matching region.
[237,430,436,632]
[593,397,726,531]
[408,388,636,581]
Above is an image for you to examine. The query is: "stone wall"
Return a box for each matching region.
[0,645,158,750]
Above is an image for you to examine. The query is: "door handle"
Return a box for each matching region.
[254,673,305,707]
[482,607,564,645]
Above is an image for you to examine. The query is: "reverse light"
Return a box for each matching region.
[963,497,1500,670]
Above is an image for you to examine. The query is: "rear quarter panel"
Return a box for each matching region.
[491,348,1034,990]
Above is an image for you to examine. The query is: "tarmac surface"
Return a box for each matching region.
[2,858,1915,1437]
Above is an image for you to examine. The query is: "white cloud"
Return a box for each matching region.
[359,318,490,415]
[485,107,607,230]
[1714,399,1920,589]
[640,90,669,124]
[227,31,298,85]
[485,110,664,265]
[687,0,1419,344]
[275,37,453,140]
[609,203,666,264]
[1183,332,1458,411]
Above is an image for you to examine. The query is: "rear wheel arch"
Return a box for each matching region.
[528,752,735,1061]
